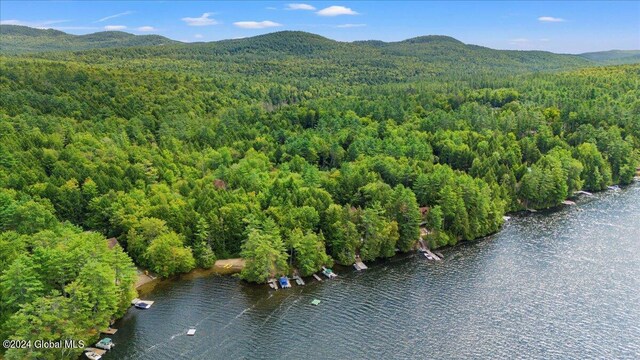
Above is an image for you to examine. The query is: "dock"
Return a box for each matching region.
[312,274,323,282]
[353,255,368,271]
[321,266,337,279]
[562,200,576,206]
[187,328,196,336]
[574,190,593,196]
[279,276,291,288]
[418,239,441,261]
[292,275,305,285]
[131,299,154,308]
[423,248,441,261]
[84,348,107,356]
[101,328,117,335]
[267,278,278,290]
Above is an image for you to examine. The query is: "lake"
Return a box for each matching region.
[108,183,640,359]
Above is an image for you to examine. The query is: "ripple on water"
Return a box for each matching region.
[109,184,640,360]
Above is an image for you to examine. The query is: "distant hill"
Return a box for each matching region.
[0,25,177,53]
[0,26,607,84]
[579,50,640,65]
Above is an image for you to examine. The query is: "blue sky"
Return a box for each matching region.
[1,1,638,53]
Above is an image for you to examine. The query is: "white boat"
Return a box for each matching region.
[135,301,151,309]
[95,338,114,350]
[85,351,101,360]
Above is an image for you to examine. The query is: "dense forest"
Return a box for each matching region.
[1,26,639,359]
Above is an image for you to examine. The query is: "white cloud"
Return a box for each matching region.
[233,20,282,29]
[316,6,358,16]
[194,34,203,39]
[336,23,366,28]
[182,13,218,26]
[104,25,127,31]
[96,11,133,23]
[136,26,156,32]
[287,3,316,11]
[538,16,564,22]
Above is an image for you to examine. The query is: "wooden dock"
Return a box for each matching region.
[292,275,305,285]
[562,200,576,206]
[312,274,323,282]
[101,328,117,335]
[421,247,441,261]
[267,278,278,290]
[353,256,368,271]
[574,190,593,196]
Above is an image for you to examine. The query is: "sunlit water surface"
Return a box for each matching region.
[108,184,640,359]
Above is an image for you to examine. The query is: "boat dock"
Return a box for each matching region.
[574,190,593,196]
[562,200,576,206]
[279,276,291,288]
[131,298,154,308]
[292,274,305,285]
[267,278,278,290]
[418,239,441,261]
[312,273,323,282]
[353,255,368,271]
[424,248,441,261]
[187,328,196,336]
[101,328,117,335]
[321,266,337,279]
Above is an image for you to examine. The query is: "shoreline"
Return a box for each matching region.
[135,258,246,291]
[133,180,639,291]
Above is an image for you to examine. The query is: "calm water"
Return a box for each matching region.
[109,183,640,359]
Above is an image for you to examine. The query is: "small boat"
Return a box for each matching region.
[311,299,321,306]
[95,338,115,350]
[85,351,102,360]
[321,266,337,279]
[423,252,433,260]
[608,185,620,191]
[279,276,291,288]
[187,328,196,336]
[135,302,151,309]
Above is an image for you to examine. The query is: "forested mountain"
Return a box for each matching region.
[0,25,177,54]
[1,26,639,360]
[579,50,640,65]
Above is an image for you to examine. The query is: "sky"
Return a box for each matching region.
[1,1,639,53]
